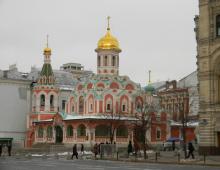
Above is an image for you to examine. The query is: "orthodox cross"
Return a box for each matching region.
[107,16,110,30]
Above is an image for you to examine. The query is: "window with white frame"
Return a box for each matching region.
[40,94,45,107]
[88,98,93,112]
[121,98,128,112]
[50,95,54,107]
[62,100,66,111]
[71,104,75,113]
[106,99,112,112]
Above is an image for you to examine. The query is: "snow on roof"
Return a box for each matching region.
[33,119,53,123]
[64,114,137,121]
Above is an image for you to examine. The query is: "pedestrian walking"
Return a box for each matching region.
[7,143,12,156]
[172,141,175,151]
[186,142,195,159]
[93,143,98,158]
[0,144,2,157]
[127,140,133,156]
[81,144,84,154]
[71,144,78,159]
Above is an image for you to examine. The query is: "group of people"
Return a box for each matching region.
[71,144,84,159]
[71,142,116,159]
[128,140,195,159]
[0,143,12,157]
[71,143,100,159]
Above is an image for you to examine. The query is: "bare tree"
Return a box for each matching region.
[101,112,122,144]
[133,103,155,159]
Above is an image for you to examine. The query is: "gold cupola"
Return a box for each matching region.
[43,35,51,55]
[96,16,121,52]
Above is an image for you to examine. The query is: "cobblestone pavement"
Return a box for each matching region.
[0,157,220,170]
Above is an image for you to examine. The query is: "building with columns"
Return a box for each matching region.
[195,0,220,155]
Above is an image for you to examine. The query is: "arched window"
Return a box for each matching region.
[88,97,94,113]
[105,56,108,66]
[50,95,54,107]
[66,125,73,137]
[40,94,45,107]
[77,124,86,137]
[121,99,128,112]
[217,15,220,36]
[95,125,110,136]
[116,125,128,137]
[112,56,116,66]
[79,96,84,113]
[156,128,161,140]
[47,126,53,138]
[98,55,101,66]
[38,127,44,138]
[106,99,112,112]
[71,105,75,113]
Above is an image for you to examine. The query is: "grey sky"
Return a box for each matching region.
[0,0,198,86]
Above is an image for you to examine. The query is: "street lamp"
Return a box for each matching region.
[180,94,188,159]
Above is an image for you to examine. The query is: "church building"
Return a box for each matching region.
[27,18,146,147]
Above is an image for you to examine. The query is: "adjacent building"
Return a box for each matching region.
[195,0,220,154]
[0,65,32,147]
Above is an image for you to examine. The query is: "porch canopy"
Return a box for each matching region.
[0,138,13,145]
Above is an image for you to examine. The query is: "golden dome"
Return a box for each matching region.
[43,47,51,55]
[44,47,51,52]
[96,16,121,52]
[43,35,51,54]
[97,30,121,51]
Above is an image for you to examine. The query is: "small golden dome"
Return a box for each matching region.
[44,47,51,52]
[97,30,121,51]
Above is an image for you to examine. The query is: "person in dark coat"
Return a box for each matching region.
[0,144,2,157]
[71,144,78,159]
[93,143,98,158]
[187,142,195,159]
[7,143,12,156]
[127,140,133,156]
[172,141,175,151]
[81,144,84,154]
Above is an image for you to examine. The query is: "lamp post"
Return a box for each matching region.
[180,94,188,159]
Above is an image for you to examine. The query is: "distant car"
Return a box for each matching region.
[163,141,173,151]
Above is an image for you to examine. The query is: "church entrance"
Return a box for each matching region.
[55,126,63,143]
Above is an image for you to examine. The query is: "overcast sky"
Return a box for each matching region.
[0,0,199,86]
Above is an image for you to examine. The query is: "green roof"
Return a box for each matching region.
[144,84,155,94]
[40,63,54,77]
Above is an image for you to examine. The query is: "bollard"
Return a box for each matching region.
[27,154,32,160]
[178,153,180,163]
[117,151,119,161]
[42,154,47,160]
[67,152,70,160]
[55,153,59,160]
[100,152,103,160]
[203,154,206,165]
[155,152,158,162]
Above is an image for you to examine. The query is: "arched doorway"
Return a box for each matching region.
[55,126,63,143]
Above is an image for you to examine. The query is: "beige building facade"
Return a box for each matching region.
[196,0,220,154]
